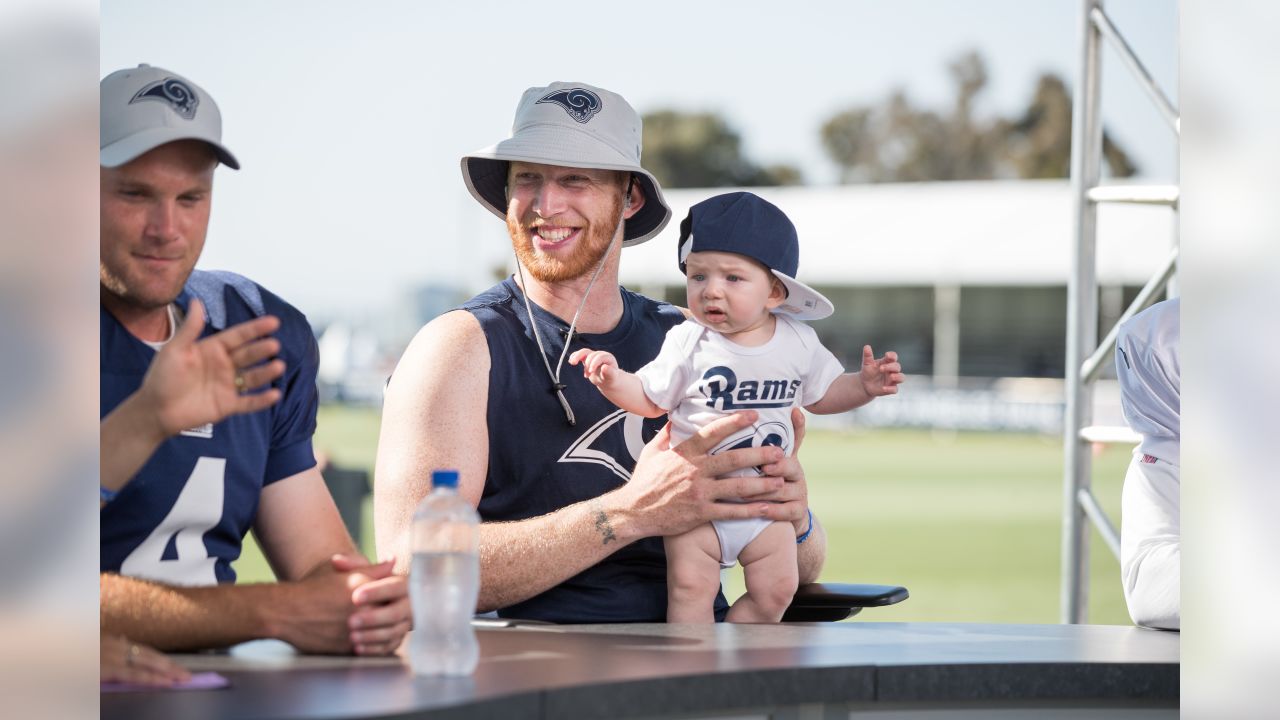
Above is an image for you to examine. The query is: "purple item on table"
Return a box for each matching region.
[101,671,230,693]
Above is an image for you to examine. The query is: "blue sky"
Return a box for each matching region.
[101,0,1177,321]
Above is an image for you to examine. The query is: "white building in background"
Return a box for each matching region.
[618,180,1174,431]
[315,282,471,406]
[316,322,387,405]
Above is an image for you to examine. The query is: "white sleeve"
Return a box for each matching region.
[790,320,844,406]
[1116,299,1180,462]
[635,322,698,411]
[1120,454,1181,630]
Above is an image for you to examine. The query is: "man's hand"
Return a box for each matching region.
[615,410,791,539]
[330,554,412,656]
[137,298,286,438]
[753,408,826,581]
[569,348,619,389]
[273,556,411,656]
[100,634,191,686]
[737,408,811,533]
[858,345,905,398]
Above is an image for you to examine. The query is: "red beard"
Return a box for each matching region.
[506,194,624,283]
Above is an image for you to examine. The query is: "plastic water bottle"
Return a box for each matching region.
[409,469,480,676]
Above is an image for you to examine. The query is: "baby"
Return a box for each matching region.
[570,191,903,623]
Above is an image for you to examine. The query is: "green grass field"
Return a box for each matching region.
[236,405,1131,625]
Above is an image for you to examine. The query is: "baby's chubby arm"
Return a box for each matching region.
[806,345,905,415]
[568,349,665,418]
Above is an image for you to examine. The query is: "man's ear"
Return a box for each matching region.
[765,277,787,309]
[623,175,645,219]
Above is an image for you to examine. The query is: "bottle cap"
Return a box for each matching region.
[431,469,460,489]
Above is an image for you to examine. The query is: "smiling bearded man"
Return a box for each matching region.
[375,81,825,625]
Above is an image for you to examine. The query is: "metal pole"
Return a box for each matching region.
[1085,185,1178,205]
[1080,247,1179,383]
[1077,487,1122,559]
[1090,6,1180,134]
[932,283,961,388]
[1062,0,1104,625]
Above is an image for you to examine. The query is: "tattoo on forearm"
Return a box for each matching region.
[591,502,617,545]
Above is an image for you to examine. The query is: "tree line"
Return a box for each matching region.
[642,51,1136,188]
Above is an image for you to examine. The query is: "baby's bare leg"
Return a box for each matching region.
[665,523,724,623]
[725,521,799,624]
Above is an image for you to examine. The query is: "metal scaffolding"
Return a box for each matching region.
[1061,0,1179,624]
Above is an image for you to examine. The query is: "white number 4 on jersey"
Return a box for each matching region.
[120,457,225,586]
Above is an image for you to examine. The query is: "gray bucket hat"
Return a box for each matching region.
[460,81,671,247]
[100,64,239,169]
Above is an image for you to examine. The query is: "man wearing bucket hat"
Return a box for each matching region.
[376,83,819,623]
[570,192,904,622]
[99,64,409,654]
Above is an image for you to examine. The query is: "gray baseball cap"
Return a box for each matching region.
[461,81,671,247]
[100,64,239,169]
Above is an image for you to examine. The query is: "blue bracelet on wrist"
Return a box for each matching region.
[795,508,814,544]
[100,486,118,504]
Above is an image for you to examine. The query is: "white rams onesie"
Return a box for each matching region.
[636,316,843,567]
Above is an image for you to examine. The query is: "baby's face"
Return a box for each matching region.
[684,250,783,340]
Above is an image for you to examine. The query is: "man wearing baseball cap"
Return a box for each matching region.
[376,83,822,623]
[99,64,409,654]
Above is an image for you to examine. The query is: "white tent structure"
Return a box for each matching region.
[621,181,1172,289]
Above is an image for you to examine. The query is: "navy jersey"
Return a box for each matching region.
[100,270,320,586]
[462,277,729,623]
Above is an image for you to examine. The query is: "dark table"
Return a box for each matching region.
[101,622,1179,720]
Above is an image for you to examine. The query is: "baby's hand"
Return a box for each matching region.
[859,345,905,397]
[568,348,618,387]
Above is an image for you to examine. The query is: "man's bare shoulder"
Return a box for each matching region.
[397,310,487,375]
[424,308,484,341]
[383,311,489,408]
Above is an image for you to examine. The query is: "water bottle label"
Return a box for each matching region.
[410,551,480,676]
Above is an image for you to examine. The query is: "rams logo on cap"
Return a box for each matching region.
[536,88,602,124]
[130,77,200,120]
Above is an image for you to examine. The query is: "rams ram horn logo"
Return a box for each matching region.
[711,421,792,477]
[558,409,657,481]
[536,88,603,124]
[130,78,200,120]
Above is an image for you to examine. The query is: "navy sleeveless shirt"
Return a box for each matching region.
[462,277,729,623]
